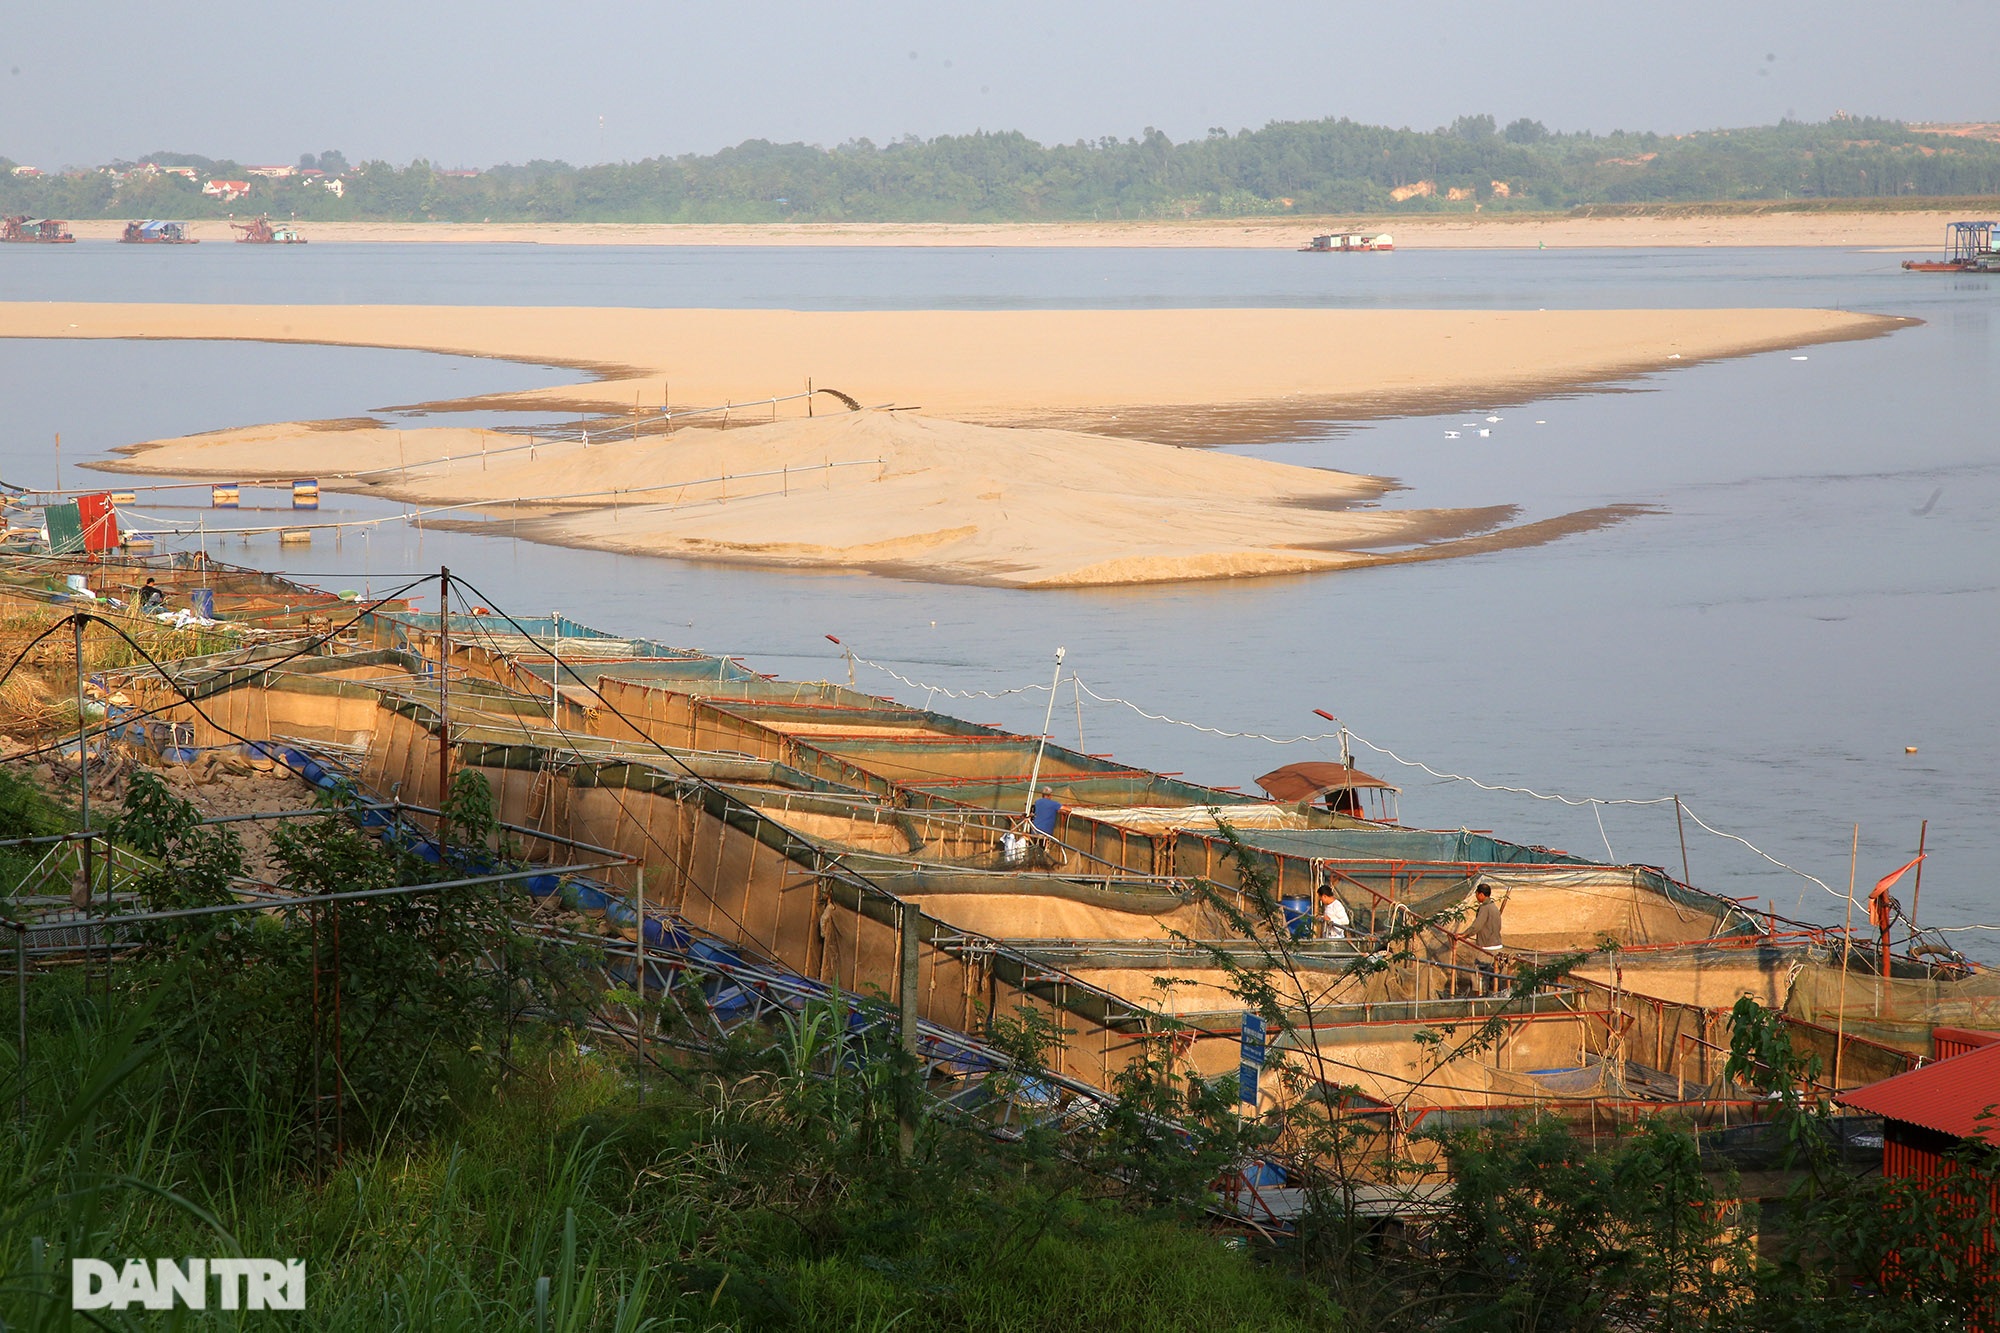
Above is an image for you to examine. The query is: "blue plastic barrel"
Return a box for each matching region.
[565,883,611,913]
[641,917,688,951]
[691,939,740,967]
[1280,895,1313,939]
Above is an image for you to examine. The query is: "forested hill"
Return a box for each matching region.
[7,115,2000,224]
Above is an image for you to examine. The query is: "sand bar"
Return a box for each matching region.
[9,299,1905,587]
[57,211,1972,250]
[93,410,1654,587]
[0,303,1906,438]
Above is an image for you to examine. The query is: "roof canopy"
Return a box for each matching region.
[1837,1040,2000,1142]
[1254,761,1398,804]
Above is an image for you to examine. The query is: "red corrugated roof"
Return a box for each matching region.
[1838,1041,2000,1142]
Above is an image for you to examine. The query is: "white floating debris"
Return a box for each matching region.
[1477,429,1491,438]
[1667,353,1682,360]
[1791,355,1809,361]
[1535,419,1547,425]
[1485,415,1501,423]
[1444,431,1461,439]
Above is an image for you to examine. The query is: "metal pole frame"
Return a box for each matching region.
[1022,647,1068,819]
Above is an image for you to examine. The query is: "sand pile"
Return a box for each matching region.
[104,409,1643,587]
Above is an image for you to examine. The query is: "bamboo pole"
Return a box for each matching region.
[1674,796,1692,888]
[635,866,646,1108]
[437,568,451,821]
[1833,824,1858,1091]
[1909,820,1928,932]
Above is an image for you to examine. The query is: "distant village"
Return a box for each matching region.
[2,153,480,210]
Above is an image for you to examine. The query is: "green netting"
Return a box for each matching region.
[1785,961,2000,1051]
[1237,827,1598,866]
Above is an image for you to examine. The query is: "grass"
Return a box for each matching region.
[0,969,1340,1331]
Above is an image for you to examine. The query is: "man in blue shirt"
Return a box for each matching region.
[1030,787,1061,836]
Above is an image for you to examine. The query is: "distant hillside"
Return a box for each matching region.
[6,115,1999,225]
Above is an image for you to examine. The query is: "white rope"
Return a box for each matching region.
[1592,803,1617,863]
[1072,679,1342,745]
[853,655,1052,702]
[1342,732,1676,808]
[844,651,1909,917]
[1672,801,1847,906]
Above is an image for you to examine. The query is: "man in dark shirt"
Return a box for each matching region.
[1470,883,1504,996]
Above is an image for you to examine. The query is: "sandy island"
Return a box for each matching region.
[1,300,1907,587]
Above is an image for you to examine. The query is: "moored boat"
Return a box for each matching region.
[1301,232,1394,252]
[1902,219,1997,272]
[231,215,308,244]
[1,215,75,243]
[119,220,199,244]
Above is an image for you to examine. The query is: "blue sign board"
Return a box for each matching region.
[1239,1012,1266,1105]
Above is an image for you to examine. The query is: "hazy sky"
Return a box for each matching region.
[5,1,1996,169]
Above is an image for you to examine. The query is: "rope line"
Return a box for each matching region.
[1072,679,1343,745]
[845,649,1868,913]
[852,655,1054,702]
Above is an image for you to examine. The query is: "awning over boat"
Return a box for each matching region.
[1254,761,1398,803]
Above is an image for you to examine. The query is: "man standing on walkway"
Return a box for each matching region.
[1470,882,1505,996]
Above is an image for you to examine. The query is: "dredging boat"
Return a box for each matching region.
[230,215,308,244]
[1,215,75,243]
[1902,220,1999,272]
[119,220,198,244]
[1301,232,1394,252]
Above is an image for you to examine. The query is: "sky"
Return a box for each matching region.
[5,0,1997,170]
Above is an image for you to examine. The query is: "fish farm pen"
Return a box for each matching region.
[2,549,1992,1224]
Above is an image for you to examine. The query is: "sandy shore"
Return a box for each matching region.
[60,211,1967,250]
[2,303,1906,440]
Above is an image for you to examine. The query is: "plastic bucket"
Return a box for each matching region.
[1280,895,1313,939]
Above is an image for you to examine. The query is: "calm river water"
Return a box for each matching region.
[1,242,1993,956]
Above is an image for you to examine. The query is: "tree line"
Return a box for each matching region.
[5,114,1999,225]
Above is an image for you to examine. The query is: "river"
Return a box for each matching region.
[0,240,1993,956]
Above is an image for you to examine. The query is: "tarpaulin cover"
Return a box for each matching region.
[44,503,83,555]
[75,493,119,553]
[1255,762,1397,802]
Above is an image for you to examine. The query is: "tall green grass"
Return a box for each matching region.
[0,971,1335,1331]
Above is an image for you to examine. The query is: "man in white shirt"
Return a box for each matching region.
[1317,882,1351,941]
